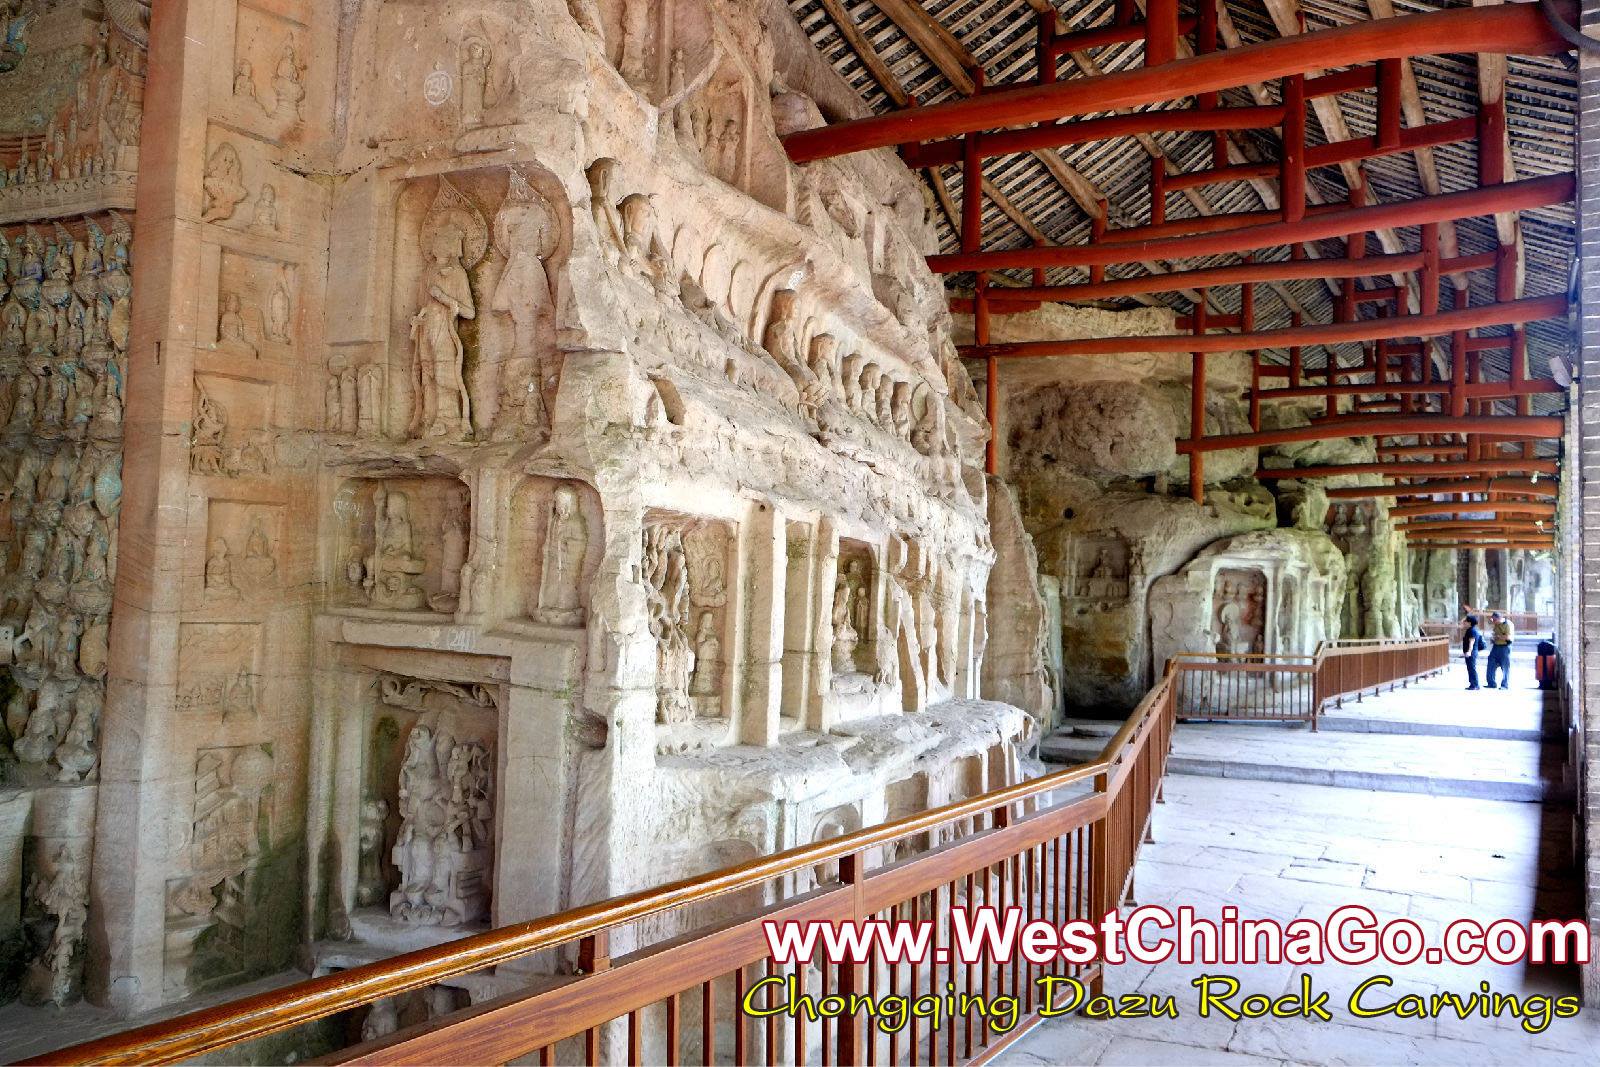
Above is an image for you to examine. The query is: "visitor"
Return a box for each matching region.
[1485,610,1515,690]
[1461,614,1485,691]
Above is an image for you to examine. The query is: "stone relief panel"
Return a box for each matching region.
[199,127,319,243]
[1147,530,1346,681]
[0,4,144,225]
[336,476,471,615]
[367,677,498,930]
[1061,534,1131,606]
[643,512,733,726]
[387,167,571,444]
[189,373,276,479]
[174,623,263,722]
[0,215,127,801]
[163,743,276,1000]
[1211,568,1267,658]
[201,501,283,606]
[211,249,297,358]
[223,4,309,142]
[509,476,601,627]
[0,6,141,1015]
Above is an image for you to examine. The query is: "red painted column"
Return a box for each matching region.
[978,274,997,475]
[1281,74,1306,224]
[1147,0,1180,67]
[1191,291,1208,503]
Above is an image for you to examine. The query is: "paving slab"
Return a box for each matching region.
[1000,776,1588,1067]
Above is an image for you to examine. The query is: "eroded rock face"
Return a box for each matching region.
[1009,381,1177,479]
[981,478,1056,728]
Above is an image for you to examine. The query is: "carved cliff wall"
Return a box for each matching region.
[0,0,144,1009]
[0,0,1032,1035]
[980,307,1420,715]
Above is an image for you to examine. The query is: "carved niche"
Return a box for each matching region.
[388,166,571,446]
[1060,533,1131,607]
[1211,568,1267,658]
[643,513,733,725]
[338,476,471,614]
[510,476,601,627]
[369,676,498,929]
[830,540,876,678]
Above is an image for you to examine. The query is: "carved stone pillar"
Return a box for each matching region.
[738,501,785,747]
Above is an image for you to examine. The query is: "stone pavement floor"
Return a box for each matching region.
[1320,640,1553,739]
[1001,773,1592,1066]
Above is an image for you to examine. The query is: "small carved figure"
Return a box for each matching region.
[26,846,89,1007]
[688,611,720,699]
[643,525,693,724]
[365,487,427,611]
[357,363,383,438]
[190,383,229,475]
[53,685,100,782]
[272,39,306,120]
[586,159,626,269]
[391,725,447,923]
[460,36,494,127]
[355,796,390,907]
[201,143,248,224]
[233,60,257,102]
[489,170,559,440]
[217,291,256,356]
[830,582,857,674]
[618,193,671,292]
[534,485,587,625]
[241,519,276,589]
[204,538,239,598]
[890,381,913,440]
[410,181,482,440]
[266,274,291,342]
[251,184,279,234]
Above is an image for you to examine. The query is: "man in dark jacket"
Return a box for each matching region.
[1461,615,1485,691]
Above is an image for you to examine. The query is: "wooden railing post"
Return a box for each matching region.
[837,852,865,1066]
[1088,772,1111,997]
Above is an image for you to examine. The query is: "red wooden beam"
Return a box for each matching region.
[975,252,1428,305]
[1173,415,1562,455]
[1388,500,1557,518]
[959,294,1565,359]
[1045,15,1200,56]
[1403,539,1555,548]
[782,1,1571,162]
[1254,379,1562,401]
[1255,459,1557,479]
[1325,477,1556,499]
[1165,115,1478,192]
[927,173,1573,273]
[901,106,1285,168]
[1398,519,1551,531]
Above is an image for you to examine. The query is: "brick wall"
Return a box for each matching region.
[1576,0,1600,1001]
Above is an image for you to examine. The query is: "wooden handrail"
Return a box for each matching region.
[33,673,1181,1066]
[39,635,1446,1065]
[1171,635,1450,729]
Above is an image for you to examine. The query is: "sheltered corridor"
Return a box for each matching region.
[0,0,1596,1063]
[1012,634,1587,1063]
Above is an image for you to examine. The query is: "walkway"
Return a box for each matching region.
[1014,640,1586,1065]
